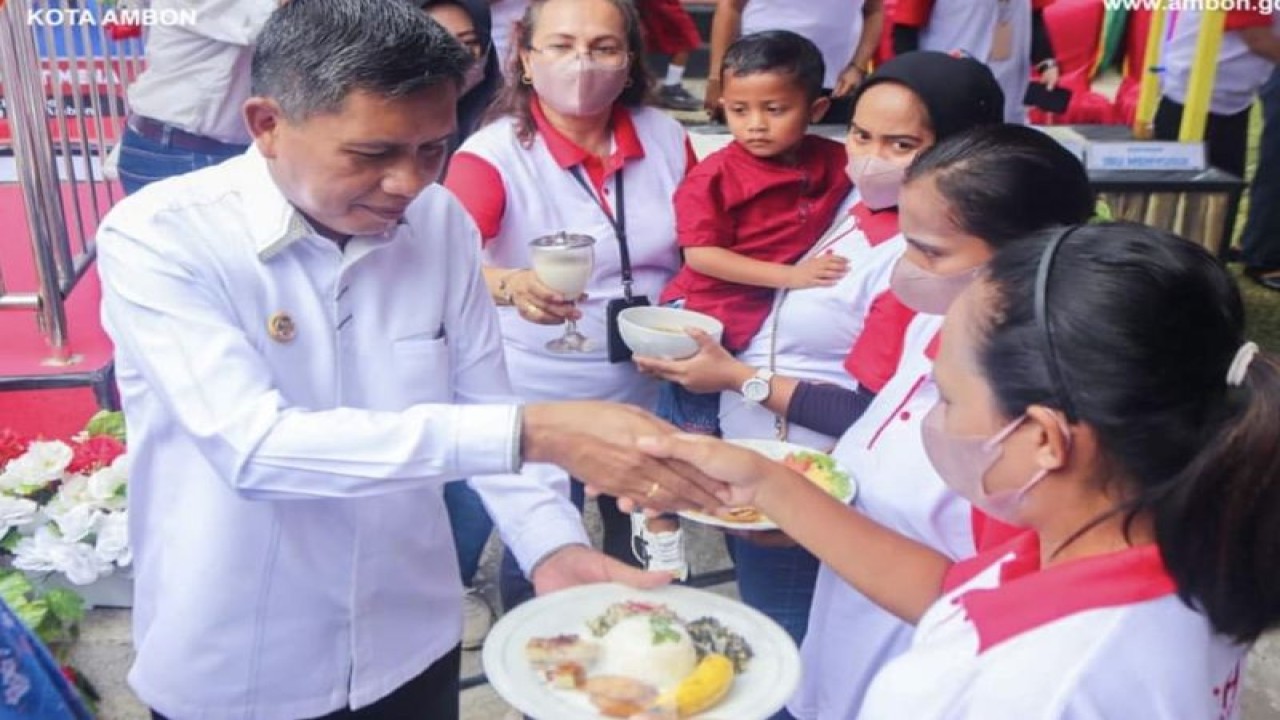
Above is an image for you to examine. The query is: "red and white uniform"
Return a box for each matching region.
[721,195,902,450]
[742,0,865,89]
[446,103,691,407]
[861,531,1248,719]
[791,312,980,719]
[898,0,1045,122]
[1162,10,1279,116]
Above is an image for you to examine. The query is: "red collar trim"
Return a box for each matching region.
[531,99,645,171]
[850,202,900,246]
[924,331,941,360]
[946,531,1178,653]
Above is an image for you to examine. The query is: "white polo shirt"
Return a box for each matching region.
[1162,10,1279,116]
[454,105,687,408]
[790,311,978,720]
[861,531,1248,719]
[126,0,276,143]
[98,147,588,719]
[742,0,863,89]
[722,196,903,450]
[917,0,1033,122]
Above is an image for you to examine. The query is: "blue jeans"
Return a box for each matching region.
[116,126,247,195]
[1243,68,1280,272]
[726,535,819,648]
[444,481,493,584]
[499,481,638,610]
[655,380,722,435]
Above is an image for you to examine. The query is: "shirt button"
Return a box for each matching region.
[900,411,911,421]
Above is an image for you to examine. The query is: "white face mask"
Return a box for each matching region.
[846,155,908,210]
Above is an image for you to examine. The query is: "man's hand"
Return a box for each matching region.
[521,402,733,512]
[833,63,867,97]
[635,433,780,509]
[532,544,672,595]
[704,79,725,122]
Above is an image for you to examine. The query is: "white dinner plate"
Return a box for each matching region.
[483,582,802,720]
[677,439,858,531]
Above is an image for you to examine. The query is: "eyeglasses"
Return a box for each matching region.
[529,43,630,68]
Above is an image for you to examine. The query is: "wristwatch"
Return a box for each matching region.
[741,369,775,404]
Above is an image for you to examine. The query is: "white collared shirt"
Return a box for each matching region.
[126,1,278,144]
[97,146,588,719]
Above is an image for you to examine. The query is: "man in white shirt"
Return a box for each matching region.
[97,2,727,717]
[116,0,278,194]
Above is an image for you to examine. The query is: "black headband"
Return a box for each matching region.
[1034,225,1082,422]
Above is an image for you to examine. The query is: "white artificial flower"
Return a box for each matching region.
[86,463,127,511]
[0,441,73,494]
[94,511,131,567]
[12,526,110,586]
[47,503,101,544]
[45,476,90,515]
[0,496,37,536]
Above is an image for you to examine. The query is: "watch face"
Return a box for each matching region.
[744,379,768,403]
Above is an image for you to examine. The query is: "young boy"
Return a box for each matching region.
[635,30,853,577]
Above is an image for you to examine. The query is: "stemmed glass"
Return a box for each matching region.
[529,232,596,353]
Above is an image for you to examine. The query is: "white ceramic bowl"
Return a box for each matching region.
[617,306,724,360]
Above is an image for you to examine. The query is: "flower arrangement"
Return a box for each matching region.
[0,411,128,594]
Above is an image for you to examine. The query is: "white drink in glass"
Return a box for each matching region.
[531,249,592,297]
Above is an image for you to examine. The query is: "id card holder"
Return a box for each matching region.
[606,294,651,363]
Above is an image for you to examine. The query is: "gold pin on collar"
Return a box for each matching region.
[267,311,297,343]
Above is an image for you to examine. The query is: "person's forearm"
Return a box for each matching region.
[786,382,875,437]
[709,0,746,80]
[685,246,795,289]
[754,465,951,624]
[851,0,885,70]
[1030,9,1055,65]
[1242,28,1280,64]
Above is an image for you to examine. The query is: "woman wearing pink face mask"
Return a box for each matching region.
[444,0,692,609]
[641,221,1280,719]
[646,124,1095,718]
[632,52,1002,663]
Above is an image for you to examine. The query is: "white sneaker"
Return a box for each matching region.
[461,587,492,650]
[630,513,689,581]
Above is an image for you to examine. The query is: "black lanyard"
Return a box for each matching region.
[569,166,636,300]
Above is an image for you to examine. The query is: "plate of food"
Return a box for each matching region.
[483,583,801,720]
[677,439,857,531]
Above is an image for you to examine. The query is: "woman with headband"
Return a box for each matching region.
[642,221,1278,718]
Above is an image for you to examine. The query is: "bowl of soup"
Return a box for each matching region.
[617,306,724,360]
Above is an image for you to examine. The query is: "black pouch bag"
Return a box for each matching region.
[606,294,651,363]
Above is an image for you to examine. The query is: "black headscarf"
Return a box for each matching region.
[422,0,503,145]
[849,51,1005,141]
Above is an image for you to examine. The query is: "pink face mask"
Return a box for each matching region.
[529,53,629,117]
[921,402,1070,526]
[846,155,907,210]
[889,256,983,315]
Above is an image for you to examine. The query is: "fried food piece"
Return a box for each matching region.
[542,661,587,689]
[525,634,599,669]
[585,675,660,718]
[714,506,764,524]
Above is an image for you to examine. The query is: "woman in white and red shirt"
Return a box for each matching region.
[644,220,1278,718]
[444,0,693,607]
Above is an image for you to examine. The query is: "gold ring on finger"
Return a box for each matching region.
[645,482,660,499]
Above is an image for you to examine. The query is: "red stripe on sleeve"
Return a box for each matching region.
[442,151,506,245]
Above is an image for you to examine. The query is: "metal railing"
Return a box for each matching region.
[0,0,143,362]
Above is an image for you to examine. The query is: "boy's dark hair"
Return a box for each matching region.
[981,222,1280,643]
[721,30,825,100]
[252,0,471,120]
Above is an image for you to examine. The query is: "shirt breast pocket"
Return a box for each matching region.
[388,333,453,407]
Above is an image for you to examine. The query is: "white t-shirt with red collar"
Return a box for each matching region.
[721,196,903,450]
[791,310,979,720]
[861,531,1247,719]
[447,104,690,407]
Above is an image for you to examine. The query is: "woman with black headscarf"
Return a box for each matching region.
[423,0,504,153]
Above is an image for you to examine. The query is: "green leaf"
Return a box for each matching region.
[44,588,86,626]
[1092,199,1114,223]
[14,598,50,633]
[0,570,34,605]
[84,410,127,442]
[0,529,21,552]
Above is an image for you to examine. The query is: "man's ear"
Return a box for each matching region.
[244,97,286,159]
[810,95,832,124]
